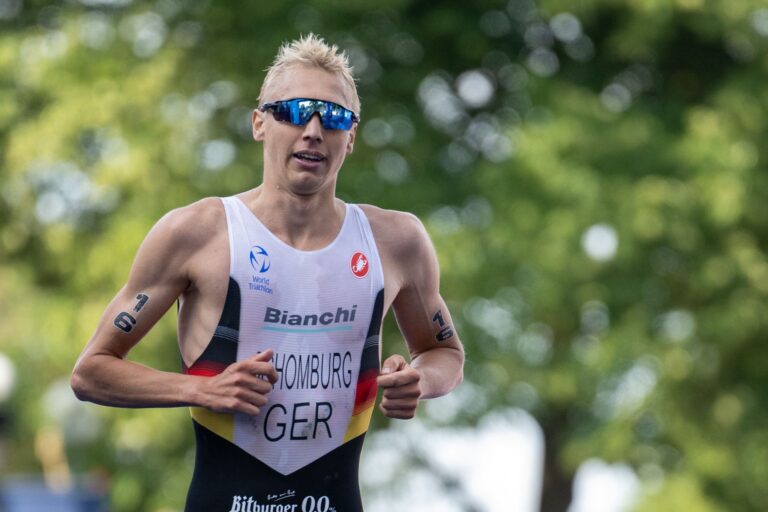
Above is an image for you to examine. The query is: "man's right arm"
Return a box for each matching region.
[71,200,277,414]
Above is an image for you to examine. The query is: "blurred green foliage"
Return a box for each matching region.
[1,0,767,510]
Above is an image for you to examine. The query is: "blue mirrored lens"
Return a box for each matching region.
[263,99,357,130]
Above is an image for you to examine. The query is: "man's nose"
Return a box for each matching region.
[302,113,324,141]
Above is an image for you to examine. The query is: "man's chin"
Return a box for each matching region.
[285,177,330,197]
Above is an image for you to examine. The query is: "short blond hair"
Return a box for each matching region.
[259,33,360,115]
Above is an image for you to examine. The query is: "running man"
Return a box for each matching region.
[72,34,464,511]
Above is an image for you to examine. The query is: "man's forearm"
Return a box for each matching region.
[71,354,201,408]
[411,346,464,399]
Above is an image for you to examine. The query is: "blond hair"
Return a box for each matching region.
[259,33,360,115]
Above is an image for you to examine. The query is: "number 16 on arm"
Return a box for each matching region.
[432,310,454,342]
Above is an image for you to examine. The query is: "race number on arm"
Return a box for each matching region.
[372,210,465,418]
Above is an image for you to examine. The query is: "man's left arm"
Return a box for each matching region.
[376,214,464,419]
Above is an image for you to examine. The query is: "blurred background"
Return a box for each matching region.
[1,0,767,510]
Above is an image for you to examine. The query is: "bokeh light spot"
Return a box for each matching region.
[581,223,618,262]
[456,70,495,109]
[200,139,236,171]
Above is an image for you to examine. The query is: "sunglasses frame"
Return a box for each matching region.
[259,98,360,131]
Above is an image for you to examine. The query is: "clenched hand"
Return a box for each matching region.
[198,349,279,416]
[376,354,422,419]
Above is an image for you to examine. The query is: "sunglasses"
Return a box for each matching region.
[259,98,360,131]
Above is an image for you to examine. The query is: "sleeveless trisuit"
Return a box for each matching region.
[182,197,384,512]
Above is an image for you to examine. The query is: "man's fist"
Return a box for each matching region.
[198,349,278,416]
[376,354,422,419]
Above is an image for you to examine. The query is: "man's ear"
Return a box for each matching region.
[346,124,357,154]
[252,109,265,141]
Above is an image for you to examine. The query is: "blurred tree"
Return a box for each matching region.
[1,0,767,511]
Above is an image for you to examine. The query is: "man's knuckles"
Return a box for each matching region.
[376,375,396,388]
[379,403,416,419]
[382,402,416,411]
[230,360,277,382]
[244,361,271,373]
[236,391,267,407]
[223,395,265,414]
[383,387,420,399]
[223,397,243,411]
[228,372,251,386]
[378,370,419,387]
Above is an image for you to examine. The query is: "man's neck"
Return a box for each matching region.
[240,184,345,251]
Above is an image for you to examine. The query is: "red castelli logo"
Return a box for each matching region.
[350,252,369,278]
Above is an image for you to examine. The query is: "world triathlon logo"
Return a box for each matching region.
[249,245,271,273]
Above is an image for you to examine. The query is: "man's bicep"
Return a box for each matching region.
[79,215,191,360]
[391,226,462,356]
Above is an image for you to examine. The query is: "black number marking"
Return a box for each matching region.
[113,312,137,333]
[432,310,454,342]
[133,293,149,312]
[436,326,454,342]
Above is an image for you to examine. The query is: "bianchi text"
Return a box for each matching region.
[263,305,357,326]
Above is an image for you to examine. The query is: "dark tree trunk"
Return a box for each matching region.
[539,411,574,512]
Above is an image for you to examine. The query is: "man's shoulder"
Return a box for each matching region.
[358,204,424,234]
[357,204,430,257]
[153,197,226,248]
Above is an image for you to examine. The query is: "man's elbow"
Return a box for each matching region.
[70,361,95,402]
[451,348,465,390]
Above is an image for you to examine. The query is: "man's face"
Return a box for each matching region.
[252,64,358,196]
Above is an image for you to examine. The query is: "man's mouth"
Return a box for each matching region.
[293,151,326,162]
